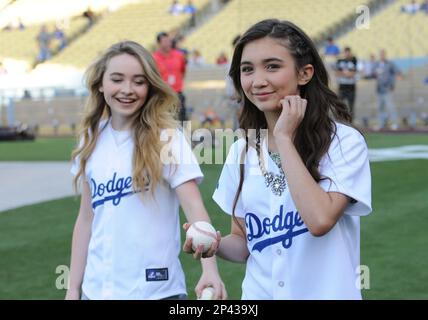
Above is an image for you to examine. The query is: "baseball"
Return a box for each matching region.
[198,287,215,300]
[186,221,217,253]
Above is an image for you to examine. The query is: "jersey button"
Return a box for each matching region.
[276,249,282,255]
[278,281,284,287]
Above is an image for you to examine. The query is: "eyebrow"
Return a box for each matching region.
[109,72,146,78]
[240,57,284,66]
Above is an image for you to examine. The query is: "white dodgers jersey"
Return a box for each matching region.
[213,123,372,299]
[71,119,202,299]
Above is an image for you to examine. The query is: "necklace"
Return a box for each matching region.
[256,134,287,196]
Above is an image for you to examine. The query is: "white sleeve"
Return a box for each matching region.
[162,129,203,189]
[212,140,245,218]
[319,125,372,216]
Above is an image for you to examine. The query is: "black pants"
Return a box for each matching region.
[339,84,356,120]
[177,92,188,123]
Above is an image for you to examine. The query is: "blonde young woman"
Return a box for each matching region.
[66,41,226,300]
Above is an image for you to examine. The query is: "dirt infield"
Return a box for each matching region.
[1,142,428,212]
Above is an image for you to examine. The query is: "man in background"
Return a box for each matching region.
[335,47,358,121]
[153,32,188,123]
[373,49,402,130]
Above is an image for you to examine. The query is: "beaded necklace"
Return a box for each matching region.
[256,134,287,196]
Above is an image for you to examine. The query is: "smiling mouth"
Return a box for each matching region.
[253,92,274,96]
[253,92,275,101]
[116,98,137,104]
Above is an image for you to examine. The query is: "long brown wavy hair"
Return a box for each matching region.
[229,19,352,227]
[72,41,178,196]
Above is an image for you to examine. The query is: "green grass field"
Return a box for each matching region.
[0,134,427,299]
[0,138,76,161]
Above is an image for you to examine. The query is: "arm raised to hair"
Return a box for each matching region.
[273,96,350,237]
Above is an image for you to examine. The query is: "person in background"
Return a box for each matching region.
[216,52,228,65]
[335,47,358,121]
[169,0,183,15]
[420,0,428,13]
[36,25,51,63]
[362,53,376,80]
[153,32,188,123]
[53,25,67,51]
[324,37,340,58]
[373,49,402,130]
[83,7,96,26]
[188,49,205,67]
[183,0,197,27]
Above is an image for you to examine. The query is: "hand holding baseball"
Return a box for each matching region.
[198,287,215,300]
[183,221,221,259]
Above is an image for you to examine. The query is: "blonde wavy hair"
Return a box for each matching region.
[72,40,179,196]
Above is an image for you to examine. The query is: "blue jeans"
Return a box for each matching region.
[377,91,398,128]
